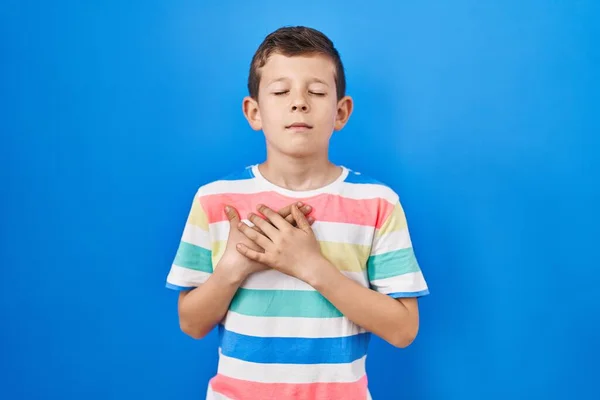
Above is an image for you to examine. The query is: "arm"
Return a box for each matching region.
[177,266,245,339]
[169,201,315,339]
[235,203,428,348]
[180,254,419,345]
[306,261,419,348]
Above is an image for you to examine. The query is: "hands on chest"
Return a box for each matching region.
[217,201,329,284]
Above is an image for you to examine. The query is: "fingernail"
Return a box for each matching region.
[224,205,231,212]
[305,205,312,211]
[308,217,314,223]
[297,202,303,206]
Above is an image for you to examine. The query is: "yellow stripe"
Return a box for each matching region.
[212,240,370,272]
[377,202,407,235]
[187,197,209,230]
[213,240,227,267]
[320,241,370,272]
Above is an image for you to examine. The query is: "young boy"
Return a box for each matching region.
[165,26,429,400]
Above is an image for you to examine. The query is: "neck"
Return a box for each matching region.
[259,150,341,192]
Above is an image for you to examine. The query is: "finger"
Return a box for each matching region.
[238,221,273,250]
[258,204,291,230]
[281,202,305,225]
[286,205,313,225]
[224,205,240,224]
[241,224,264,251]
[225,205,268,234]
[236,243,268,264]
[291,204,312,232]
[300,204,313,215]
[248,212,278,239]
[277,202,304,219]
[244,218,265,234]
[284,214,295,225]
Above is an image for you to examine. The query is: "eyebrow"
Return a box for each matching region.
[267,77,330,86]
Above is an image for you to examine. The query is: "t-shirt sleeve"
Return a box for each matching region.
[165,190,213,291]
[367,197,429,298]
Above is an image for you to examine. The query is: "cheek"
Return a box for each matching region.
[317,105,338,125]
[259,103,283,124]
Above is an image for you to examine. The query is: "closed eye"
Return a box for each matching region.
[310,92,326,96]
[273,91,289,96]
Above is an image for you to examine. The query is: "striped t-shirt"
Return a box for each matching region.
[166,164,429,400]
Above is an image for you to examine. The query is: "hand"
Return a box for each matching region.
[236,204,325,282]
[218,202,315,282]
[251,202,315,234]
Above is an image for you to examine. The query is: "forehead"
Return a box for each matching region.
[260,53,336,84]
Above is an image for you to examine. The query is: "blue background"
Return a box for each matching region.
[1,1,598,399]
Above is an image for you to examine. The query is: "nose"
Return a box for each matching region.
[291,95,310,113]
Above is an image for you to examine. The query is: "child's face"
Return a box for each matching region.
[243,53,352,158]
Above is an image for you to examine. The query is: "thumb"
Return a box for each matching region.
[224,205,240,225]
[291,204,311,232]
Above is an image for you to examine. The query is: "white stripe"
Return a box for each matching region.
[206,385,233,400]
[239,269,369,290]
[200,178,259,196]
[217,351,367,384]
[370,271,428,294]
[208,220,227,242]
[210,220,374,246]
[181,223,211,248]
[312,221,374,245]
[208,220,249,242]
[223,311,367,338]
[199,172,398,203]
[166,264,211,287]
[371,228,412,255]
[341,182,398,203]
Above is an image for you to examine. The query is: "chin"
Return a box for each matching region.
[283,148,319,158]
[274,144,322,158]
[266,136,324,157]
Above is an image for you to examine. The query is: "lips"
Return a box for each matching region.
[286,123,313,129]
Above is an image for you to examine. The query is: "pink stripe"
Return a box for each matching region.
[209,374,368,400]
[199,192,395,229]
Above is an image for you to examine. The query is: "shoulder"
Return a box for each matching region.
[195,165,258,198]
[341,167,400,204]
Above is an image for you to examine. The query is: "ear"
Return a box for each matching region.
[242,96,262,131]
[334,96,353,131]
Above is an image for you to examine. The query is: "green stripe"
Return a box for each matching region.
[230,288,342,318]
[367,248,420,281]
[173,241,213,273]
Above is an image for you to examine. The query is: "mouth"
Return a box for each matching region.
[286,122,313,130]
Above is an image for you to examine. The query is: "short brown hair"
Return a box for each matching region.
[247,26,346,101]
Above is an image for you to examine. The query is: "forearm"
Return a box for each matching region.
[178,266,246,339]
[305,259,418,348]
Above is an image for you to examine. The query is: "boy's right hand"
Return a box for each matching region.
[217,202,314,282]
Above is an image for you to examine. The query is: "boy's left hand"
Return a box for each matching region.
[235,204,325,282]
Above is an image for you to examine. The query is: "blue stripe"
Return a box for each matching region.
[219,166,255,181]
[388,289,430,298]
[368,248,420,281]
[173,242,213,273]
[219,328,371,364]
[165,282,194,291]
[344,171,383,184]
